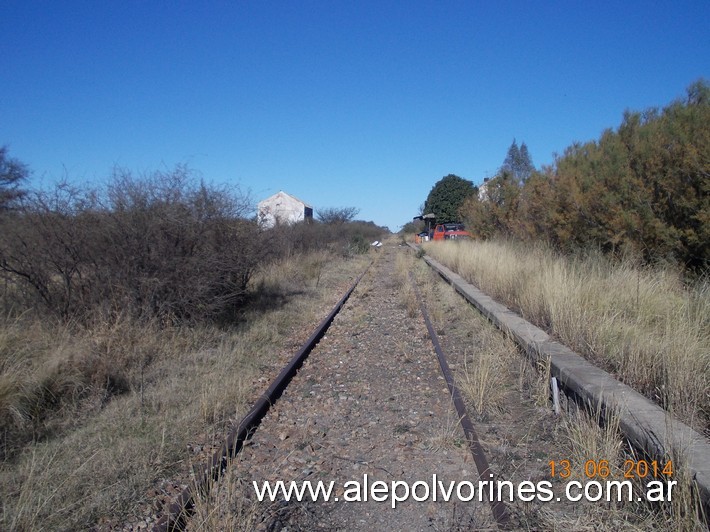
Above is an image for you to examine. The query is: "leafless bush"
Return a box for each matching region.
[0,166,264,323]
[264,218,387,259]
[0,146,28,210]
[315,206,359,224]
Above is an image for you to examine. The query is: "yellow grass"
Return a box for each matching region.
[423,239,710,432]
[417,240,706,529]
[0,249,369,530]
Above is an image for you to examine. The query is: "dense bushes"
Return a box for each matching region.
[461,80,709,269]
[0,166,264,322]
[0,162,387,464]
[0,164,388,324]
[264,218,387,259]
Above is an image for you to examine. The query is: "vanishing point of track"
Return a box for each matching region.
[148,241,708,531]
[154,244,511,530]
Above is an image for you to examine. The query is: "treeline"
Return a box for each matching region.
[0,163,385,323]
[462,80,709,269]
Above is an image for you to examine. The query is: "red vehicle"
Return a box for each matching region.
[431,223,471,241]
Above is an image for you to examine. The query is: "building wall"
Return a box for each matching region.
[257,191,313,228]
[478,178,490,201]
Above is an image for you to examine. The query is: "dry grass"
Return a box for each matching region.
[455,324,516,419]
[0,319,261,530]
[412,256,517,418]
[423,239,710,432]
[417,239,707,529]
[532,403,706,530]
[425,411,468,453]
[0,249,369,530]
[394,251,429,319]
[397,248,516,430]
[189,458,266,531]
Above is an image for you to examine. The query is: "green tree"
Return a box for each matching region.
[0,146,28,210]
[460,172,520,238]
[512,168,555,240]
[423,174,477,223]
[528,79,709,266]
[458,80,708,267]
[502,139,534,183]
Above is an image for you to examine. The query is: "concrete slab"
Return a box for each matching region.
[418,250,710,514]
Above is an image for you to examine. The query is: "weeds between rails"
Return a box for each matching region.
[191,248,703,530]
[3,240,705,530]
[202,246,705,530]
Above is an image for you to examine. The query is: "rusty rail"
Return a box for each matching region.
[416,245,710,524]
[154,262,372,531]
[410,273,511,529]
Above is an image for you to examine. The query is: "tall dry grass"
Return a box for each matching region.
[534,404,705,530]
[0,314,258,530]
[396,250,516,419]
[0,249,368,530]
[412,241,705,529]
[423,239,710,432]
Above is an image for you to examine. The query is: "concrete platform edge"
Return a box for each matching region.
[413,246,710,512]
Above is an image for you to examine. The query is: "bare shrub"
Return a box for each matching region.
[315,206,359,224]
[0,166,264,323]
[0,146,28,210]
[264,218,386,260]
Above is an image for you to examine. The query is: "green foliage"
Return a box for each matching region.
[462,80,710,269]
[502,139,535,183]
[424,174,477,223]
[461,172,521,239]
[348,234,370,255]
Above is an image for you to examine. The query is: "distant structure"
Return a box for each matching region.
[257,191,313,228]
[478,178,490,201]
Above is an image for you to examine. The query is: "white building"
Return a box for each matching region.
[257,191,313,228]
[478,178,490,201]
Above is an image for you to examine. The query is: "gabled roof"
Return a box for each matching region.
[259,190,312,209]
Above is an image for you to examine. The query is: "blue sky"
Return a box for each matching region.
[2,1,708,231]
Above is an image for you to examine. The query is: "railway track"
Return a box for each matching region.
[153,263,373,531]
[146,241,706,531]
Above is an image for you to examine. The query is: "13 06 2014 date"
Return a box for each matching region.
[549,459,673,479]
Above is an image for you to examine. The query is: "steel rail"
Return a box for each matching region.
[415,245,710,524]
[410,273,511,529]
[153,262,373,531]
